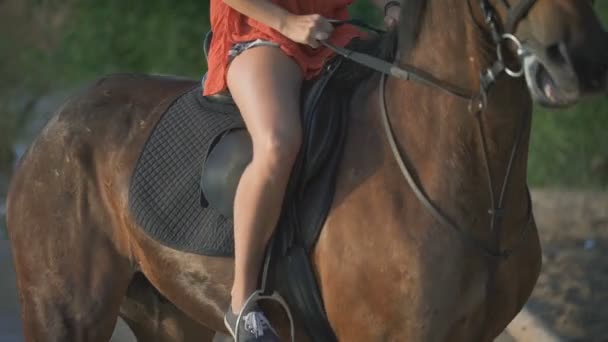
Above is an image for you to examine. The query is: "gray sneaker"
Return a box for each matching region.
[224,306,280,341]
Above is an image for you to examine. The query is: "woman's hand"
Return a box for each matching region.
[280,14,334,48]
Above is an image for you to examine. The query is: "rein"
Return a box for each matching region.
[324,0,538,259]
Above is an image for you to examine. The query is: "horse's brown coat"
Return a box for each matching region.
[6,1,607,341]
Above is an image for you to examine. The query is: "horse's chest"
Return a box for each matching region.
[397,222,541,340]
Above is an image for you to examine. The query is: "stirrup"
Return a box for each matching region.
[234,290,295,342]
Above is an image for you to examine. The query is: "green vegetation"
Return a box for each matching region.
[530,99,608,188]
[0,0,607,189]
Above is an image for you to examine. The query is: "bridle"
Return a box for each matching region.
[323,0,539,259]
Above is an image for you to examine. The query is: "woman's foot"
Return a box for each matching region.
[224,305,280,341]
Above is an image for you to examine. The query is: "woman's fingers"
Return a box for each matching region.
[308,38,320,48]
[310,15,333,47]
[315,15,334,34]
[314,31,329,41]
[282,14,334,48]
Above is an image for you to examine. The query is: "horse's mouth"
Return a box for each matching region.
[523,55,579,108]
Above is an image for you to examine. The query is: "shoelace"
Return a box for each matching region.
[242,311,272,338]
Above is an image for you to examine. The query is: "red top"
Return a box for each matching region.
[204,0,362,95]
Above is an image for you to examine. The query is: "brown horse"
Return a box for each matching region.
[6,0,607,341]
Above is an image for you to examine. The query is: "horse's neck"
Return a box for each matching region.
[387,0,533,243]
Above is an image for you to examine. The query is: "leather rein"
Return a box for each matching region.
[323,0,538,259]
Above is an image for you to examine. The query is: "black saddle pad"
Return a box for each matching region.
[129,87,243,256]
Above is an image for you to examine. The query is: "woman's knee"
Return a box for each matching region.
[253,124,302,170]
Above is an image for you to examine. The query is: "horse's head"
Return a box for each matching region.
[496,0,607,107]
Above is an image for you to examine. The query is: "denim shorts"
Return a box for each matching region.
[228,39,279,60]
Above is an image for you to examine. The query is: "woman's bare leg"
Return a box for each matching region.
[226,46,302,313]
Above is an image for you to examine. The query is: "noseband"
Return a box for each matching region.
[324,0,539,259]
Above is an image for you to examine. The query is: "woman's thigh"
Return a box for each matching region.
[226,45,303,151]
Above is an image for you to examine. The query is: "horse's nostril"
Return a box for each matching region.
[545,43,569,66]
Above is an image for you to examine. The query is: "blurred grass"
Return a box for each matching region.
[18,0,211,86]
[530,99,608,188]
[0,0,606,190]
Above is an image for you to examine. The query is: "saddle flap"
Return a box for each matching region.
[201,129,252,218]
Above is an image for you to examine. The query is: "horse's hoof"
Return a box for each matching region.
[212,332,233,342]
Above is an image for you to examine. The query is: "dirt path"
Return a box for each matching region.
[527,189,608,342]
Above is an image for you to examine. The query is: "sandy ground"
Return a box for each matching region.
[526,189,608,342]
[3,188,607,341]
